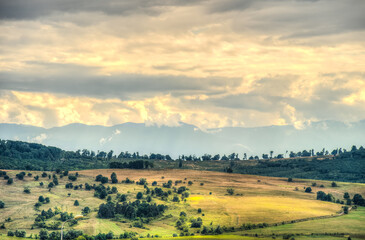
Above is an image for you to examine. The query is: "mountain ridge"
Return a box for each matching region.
[0,120,364,158]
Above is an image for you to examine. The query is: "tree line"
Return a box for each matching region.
[2,139,363,164]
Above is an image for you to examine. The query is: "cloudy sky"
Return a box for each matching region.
[0,0,364,129]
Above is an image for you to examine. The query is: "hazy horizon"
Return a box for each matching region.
[1,119,364,159]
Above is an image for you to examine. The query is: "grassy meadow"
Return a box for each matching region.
[0,169,364,239]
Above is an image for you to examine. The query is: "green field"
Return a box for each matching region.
[0,169,364,239]
[237,206,365,236]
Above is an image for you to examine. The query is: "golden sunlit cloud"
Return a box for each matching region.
[0,0,364,128]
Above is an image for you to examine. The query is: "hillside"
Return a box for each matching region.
[0,169,364,240]
[0,139,364,183]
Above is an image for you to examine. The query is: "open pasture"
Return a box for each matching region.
[0,169,364,238]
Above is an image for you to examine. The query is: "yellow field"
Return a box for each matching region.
[189,195,340,225]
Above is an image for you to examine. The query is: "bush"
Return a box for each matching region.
[331,182,338,187]
[95,174,103,182]
[53,178,59,186]
[16,173,25,180]
[136,192,143,199]
[110,186,117,194]
[74,200,79,206]
[344,206,349,214]
[288,178,293,182]
[39,229,48,240]
[344,192,350,199]
[24,187,31,194]
[111,177,118,184]
[82,207,91,215]
[137,178,147,185]
[101,177,109,184]
[305,187,312,193]
[120,194,127,202]
[227,188,234,195]
[353,194,365,206]
[0,200,4,208]
[68,175,77,181]
[38,196,45,202]
[172,195,180,202]
[15,230,26,237]
[191,217,203,228]
[7,178,13,184]
[106,231,114,239]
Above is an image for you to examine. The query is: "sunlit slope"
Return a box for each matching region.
[0,169,364,237]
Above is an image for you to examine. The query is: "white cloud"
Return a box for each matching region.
[99,128,121,145]
[29,133,48,143]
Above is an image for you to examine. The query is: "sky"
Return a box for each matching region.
[0,0,364,130]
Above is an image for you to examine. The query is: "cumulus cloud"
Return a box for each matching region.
[99,128,121,146]
[0,0,364,129]
[29,133,48,143]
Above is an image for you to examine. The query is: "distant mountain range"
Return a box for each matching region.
[0,121,364,158]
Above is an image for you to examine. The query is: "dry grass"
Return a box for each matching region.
[0,169,364,238]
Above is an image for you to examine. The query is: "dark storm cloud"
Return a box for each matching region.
[0,62,241,100]
[206,0,365,39]
[0,0,204,20]
[1,0,363,42]
[206,0,256,13]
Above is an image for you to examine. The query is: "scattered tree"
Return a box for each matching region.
[24,187,31,194]
[227,188,234,195]
[305,187,312,193]
[136,192,143,199]
[7,178,13,185]
[344,192,350,199]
